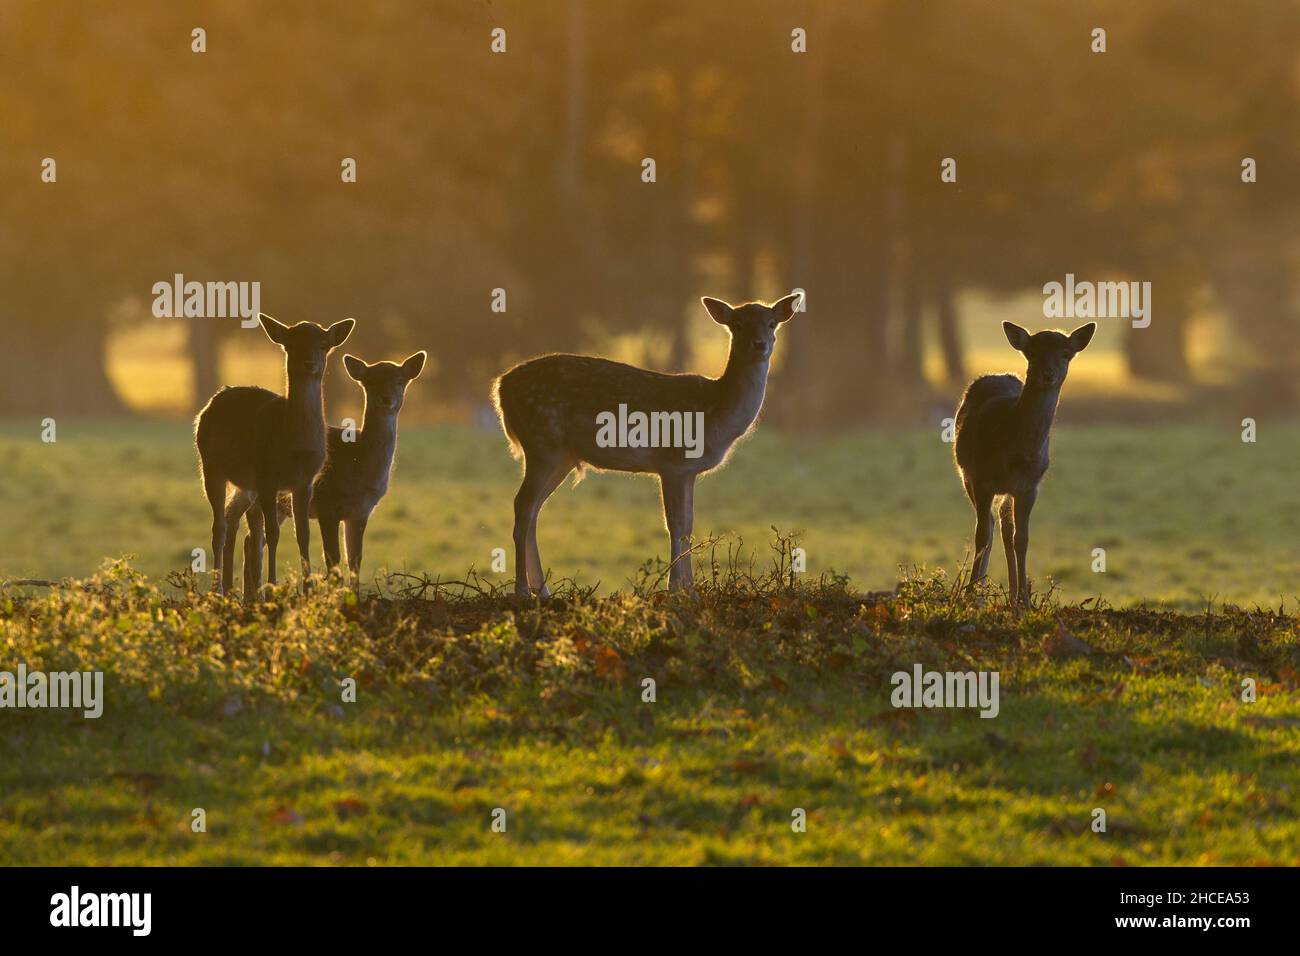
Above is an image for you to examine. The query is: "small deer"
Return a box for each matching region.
[493,293,800,597]
[194,313,354,595]
[224,351,426,596]
[953,321,1095,606]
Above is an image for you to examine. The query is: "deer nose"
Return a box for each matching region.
[752,339,768,354]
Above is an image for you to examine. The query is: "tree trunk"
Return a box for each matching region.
[0,295,125,416]
[188,320,221,411]
[1125,279,1189,382]
[935,278,964,388]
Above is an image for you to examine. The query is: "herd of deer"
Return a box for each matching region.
[194,300,1096,607]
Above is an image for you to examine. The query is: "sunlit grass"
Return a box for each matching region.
[1,566,1296,865]
[1,419,1296,610]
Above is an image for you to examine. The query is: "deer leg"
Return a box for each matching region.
[969,488,995,586]
[259,485,281,589]
[660,471,696,592]
[343,517,367,589]
[1013,488,1037,606]
[242,503,265,604]
[291,484,313,588]
[999,495,1018,605]
[222,489,255,595]
[527,460,572,599]
[318,512,342,574]
[203,471,228,595]
[512,455,571,599]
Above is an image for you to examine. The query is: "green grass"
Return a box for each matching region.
[1,419,1297,609]
[1,563,1297,865]
[2,419,1299,865]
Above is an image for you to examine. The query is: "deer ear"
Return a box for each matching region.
[771,293,801,324]
[1069,323,1097,353]
[401,351,427,380]
[1003,322,1031,353]
[701,296,734,326]
[343,354,367,381]
[259,313,289,345]
[327,318,356,348]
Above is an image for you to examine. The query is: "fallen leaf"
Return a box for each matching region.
[269,806,304,826]
[333,797,368,818]
[1044,623,1092,659]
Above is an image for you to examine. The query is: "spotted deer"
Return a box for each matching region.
[223,351,426,597]
[493,294,800,597]
[194,313,354,595]
[953,321,1095,606]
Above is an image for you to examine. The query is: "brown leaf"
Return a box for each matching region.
[1044,623,1092,659]
[269,806,304,826]
[333,797,368,819]
[594,645,626,681]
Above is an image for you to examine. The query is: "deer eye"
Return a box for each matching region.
[768,320,777,331]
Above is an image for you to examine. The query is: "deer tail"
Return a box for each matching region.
[490,374,524,460]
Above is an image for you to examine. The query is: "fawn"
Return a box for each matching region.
[194,313,354,595]
[953,321,1095,606]
[493,293,800,597]
[224,351,426,596]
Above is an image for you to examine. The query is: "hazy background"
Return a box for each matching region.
[4,0,1300,605]
[4,0,1300,423]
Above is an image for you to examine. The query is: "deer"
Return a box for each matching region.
[492,293,800,598]
[953,321,1095,607]
[222,351,426,597]
[194,313,355,596]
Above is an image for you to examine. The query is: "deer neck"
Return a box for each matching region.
[358,404,399,465]
[285,373,326,438]
[1013,378,1061,448]
[715,350,771,434]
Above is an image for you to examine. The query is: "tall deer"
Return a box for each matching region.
[223,351,426,596]
[194,313,354,595]
[953,321,1095,606]
[493,293,800,597]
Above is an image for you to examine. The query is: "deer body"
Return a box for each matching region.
[194,314,354,595]
[953,321,1095,606]
[493,294,799,596]
[223,352,425,596]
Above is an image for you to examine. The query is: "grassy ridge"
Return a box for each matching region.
[2,559,1298,865]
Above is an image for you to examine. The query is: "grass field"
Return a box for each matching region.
[1,562,1297,865]
[3,418,1300,866]
[2,419,1299,610]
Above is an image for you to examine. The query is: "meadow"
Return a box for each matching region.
[1,560,1297,865]
[2,419,1299,610]
[2,418,1300,865]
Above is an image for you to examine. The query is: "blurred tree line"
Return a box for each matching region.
[3,0,1299,425]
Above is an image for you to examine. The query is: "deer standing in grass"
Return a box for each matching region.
[194,314,354,595]
[222,352,426,597]
[493,294,800,597]
[953,321,1095,606]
